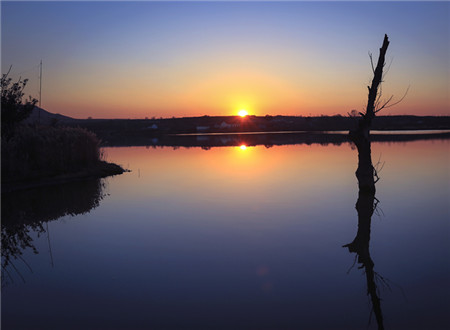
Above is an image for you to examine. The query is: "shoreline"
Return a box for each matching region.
[2,161,127,193]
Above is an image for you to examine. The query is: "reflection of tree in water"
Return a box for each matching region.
[344,189,386,330]
[1,179,106,287]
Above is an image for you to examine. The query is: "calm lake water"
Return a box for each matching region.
[2,137,449,329]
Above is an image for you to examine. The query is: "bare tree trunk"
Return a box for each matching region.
[350,34,390,193]
[366,34,390,122]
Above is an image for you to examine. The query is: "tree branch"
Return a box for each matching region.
[369,52,375,74]
[374,85,410,113]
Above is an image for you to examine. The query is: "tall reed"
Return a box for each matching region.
[2,125,102,181]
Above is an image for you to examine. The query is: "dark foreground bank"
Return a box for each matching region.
[2,160,125,193]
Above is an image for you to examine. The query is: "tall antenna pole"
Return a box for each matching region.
[39,59,43,107]
[39,60,42,124]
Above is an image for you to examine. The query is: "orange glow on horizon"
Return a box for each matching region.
[41,60,448,119]
[239,144,247,150]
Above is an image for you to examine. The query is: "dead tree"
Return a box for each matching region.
[350,34,390,193]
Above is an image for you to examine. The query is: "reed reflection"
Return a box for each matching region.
[1,179,106,287]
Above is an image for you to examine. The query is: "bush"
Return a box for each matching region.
[1,69,37,138]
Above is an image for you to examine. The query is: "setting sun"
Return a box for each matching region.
[238,110,248,117]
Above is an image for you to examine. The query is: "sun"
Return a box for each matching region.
[238,109,248,117]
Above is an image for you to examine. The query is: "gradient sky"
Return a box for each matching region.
[2,1,449,119]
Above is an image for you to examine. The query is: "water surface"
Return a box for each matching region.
[2,138,449,329]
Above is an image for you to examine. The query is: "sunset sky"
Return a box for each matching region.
[2,1,449,119]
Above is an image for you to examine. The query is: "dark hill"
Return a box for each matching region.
[24,107,77,125]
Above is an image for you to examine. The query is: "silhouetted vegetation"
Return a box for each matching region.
[2,126,105,182]
[1,70,124,189]
[1,68,37,138]
[2,132,125,191]
[349,34,391,192]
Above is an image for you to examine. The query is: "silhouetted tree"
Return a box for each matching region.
[348,109,359,117]
[1,67,37,138]
[349,35,390,192]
